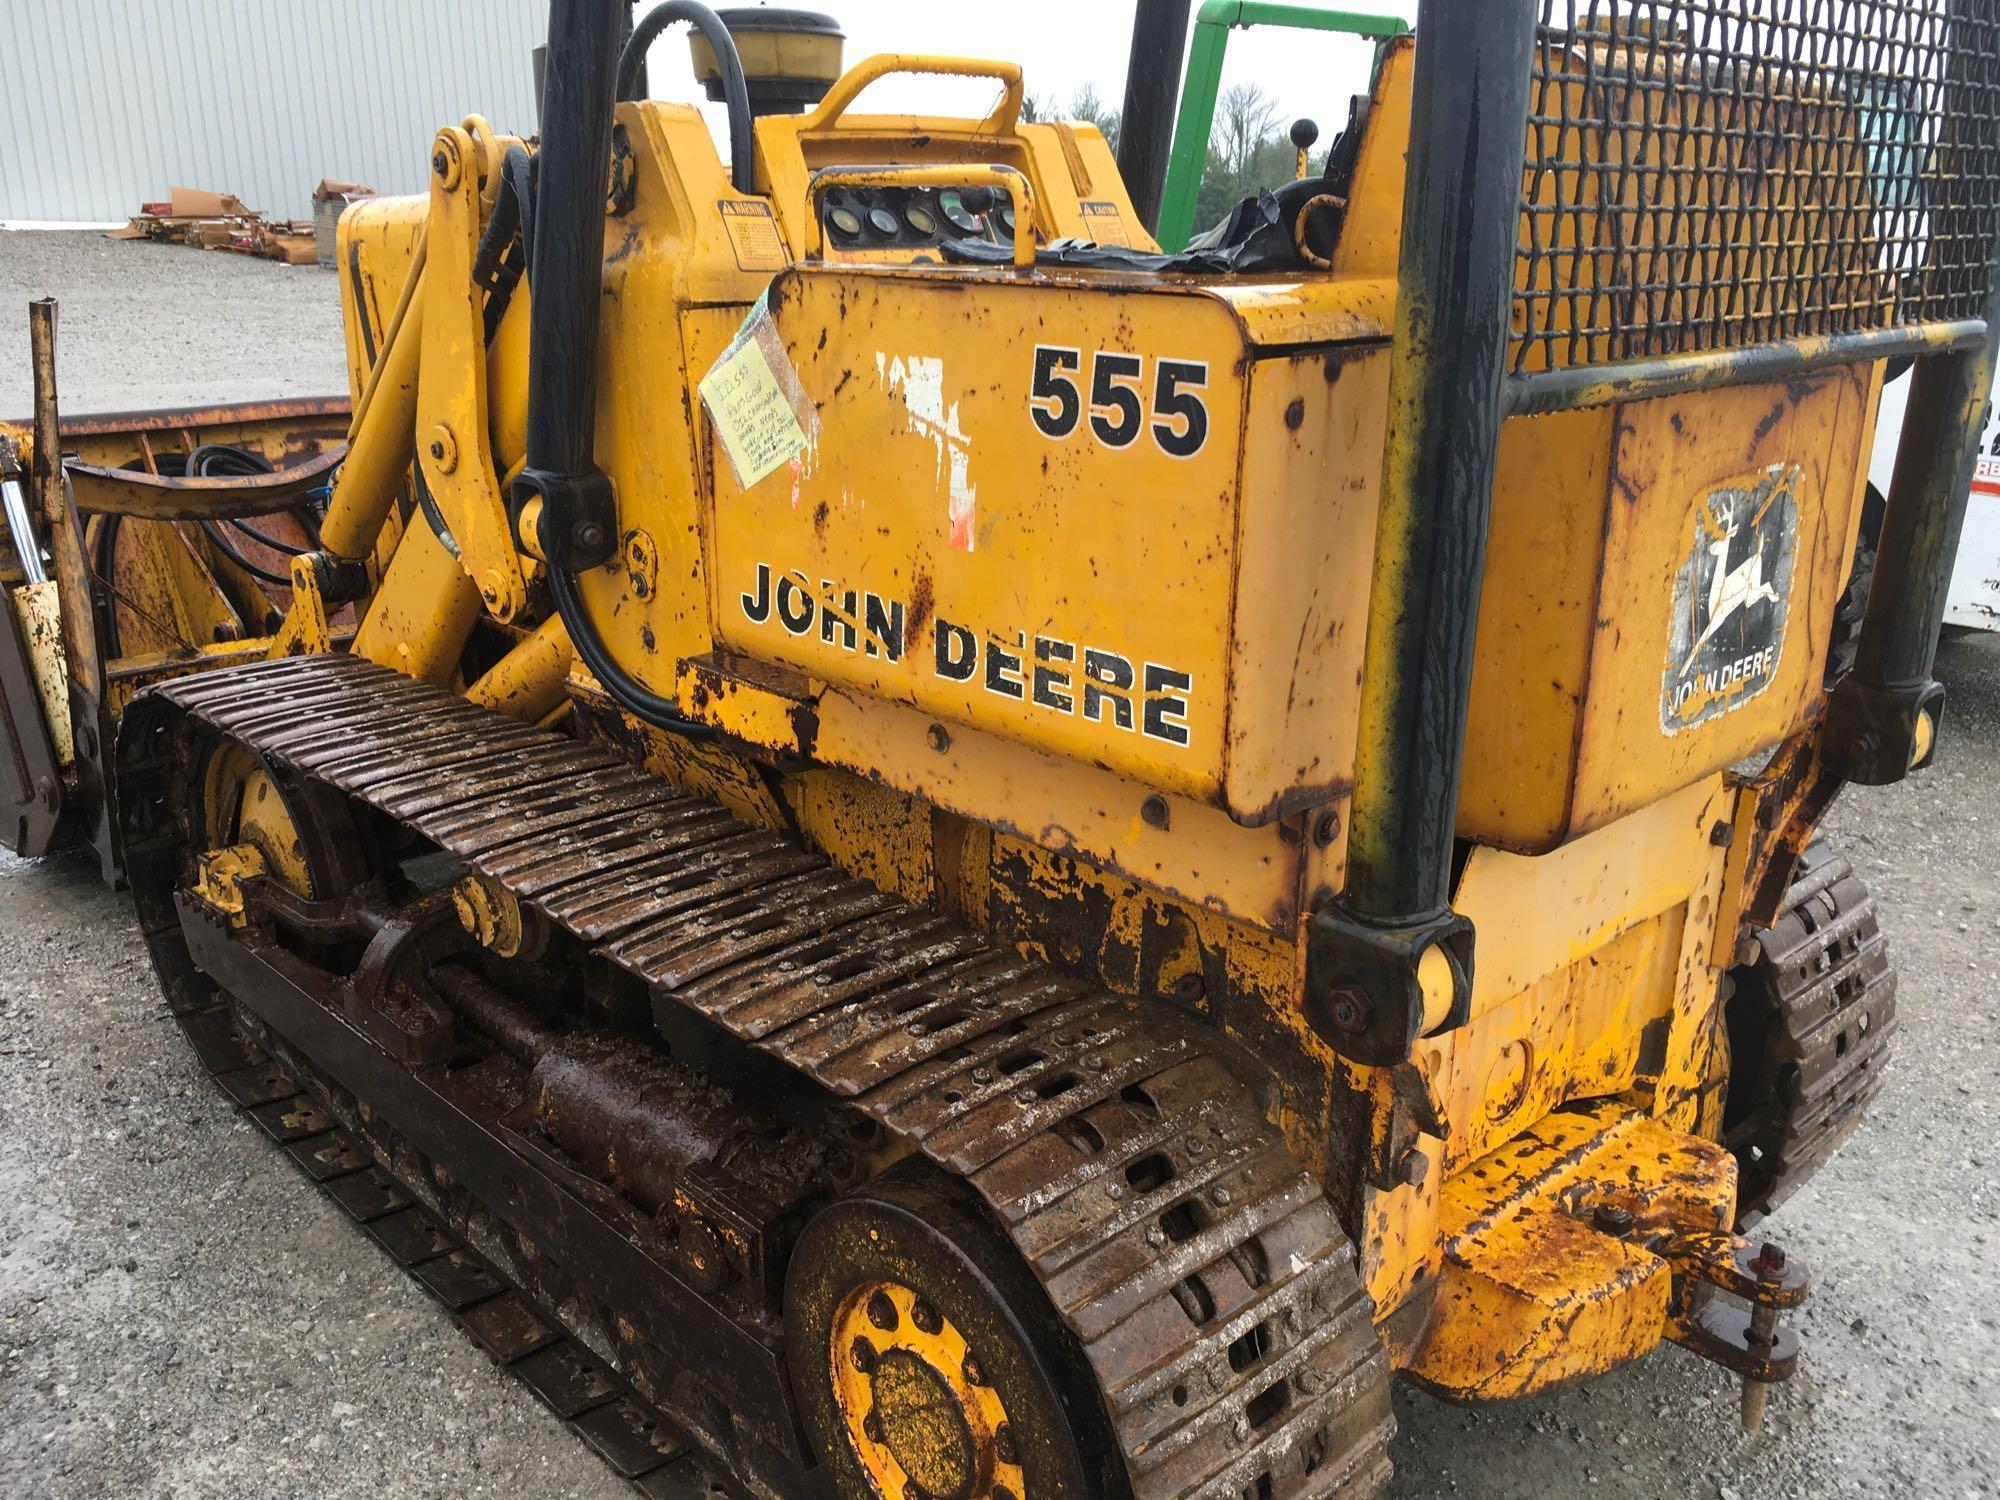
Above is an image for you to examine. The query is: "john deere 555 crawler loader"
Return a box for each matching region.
[114,1,1998,1494]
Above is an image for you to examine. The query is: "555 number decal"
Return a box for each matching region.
[1030,346,1209,457]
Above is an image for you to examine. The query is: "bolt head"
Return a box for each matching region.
[1395,1147,1429,1188]
[1592,1203,1635,1236]
[1328,990,1370,1033]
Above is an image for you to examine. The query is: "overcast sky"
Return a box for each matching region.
[639,1,1411,167]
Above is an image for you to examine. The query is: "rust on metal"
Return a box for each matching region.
[119,650,1399,1499]
[64,446,346,521]
[1725,839,1897,1223]
[49,394,347,436]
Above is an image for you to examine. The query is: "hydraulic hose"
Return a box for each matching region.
[186,444,324,587]
[547,564,717,739]
[616,1,755,194]
[525,0,717,741]
[474,147,537,344]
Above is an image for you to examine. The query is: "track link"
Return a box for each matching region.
[1728,838,1898,1224]
[119,652,1394,1499]
[175,1001,736,1495]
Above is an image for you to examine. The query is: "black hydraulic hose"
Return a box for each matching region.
[476,147,538,344]
[199,523,293,587]
[547,564,718,739]
[414,467,463,559]
[188,444,309,586]
[524,0,618,491]
[616,1,755,194]
[526,0,715,742]
[225,515,311,556]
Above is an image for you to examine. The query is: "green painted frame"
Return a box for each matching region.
[1153,1,1410,251]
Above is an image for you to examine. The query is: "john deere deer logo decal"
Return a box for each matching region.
[1662,463,1801,733]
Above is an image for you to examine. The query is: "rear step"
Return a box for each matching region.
[118,651,1394,1499]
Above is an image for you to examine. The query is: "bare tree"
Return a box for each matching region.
[1215,82,1281,178]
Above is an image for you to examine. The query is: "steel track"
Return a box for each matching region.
[1729,838,1898,1225]
[169,996,737,1495]
[118,651,1395,1500]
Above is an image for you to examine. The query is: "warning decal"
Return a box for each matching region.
[1661,462,1801,734]
[1078,200,1131,248]
[718,200,786,271]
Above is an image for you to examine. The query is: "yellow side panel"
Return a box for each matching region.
[1571,371,1876,831]
[334,195,425,398]
[1330,38,1414,282]
[1453,774,1722,1012]
[1460,371,1876,850]
[708,272,1248,805]
[1458,406,1615,848]
[1226,348,1388,820]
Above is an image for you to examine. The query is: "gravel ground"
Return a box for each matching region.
[0,231,345,415]
[1,228,1997,1499]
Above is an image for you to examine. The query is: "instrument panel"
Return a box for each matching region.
[817,183,1022,254]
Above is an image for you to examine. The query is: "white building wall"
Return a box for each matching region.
[0,0,545,223]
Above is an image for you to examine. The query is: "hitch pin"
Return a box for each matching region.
[1741,1242,1786,1429]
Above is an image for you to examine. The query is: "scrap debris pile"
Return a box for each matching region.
[106,182,373,265]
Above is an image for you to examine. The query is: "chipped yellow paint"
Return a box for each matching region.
[267,554,330,660]
[1462,370,1878,852]
[188,843,268,925]
[830,1279,1022,1500]
[305,37,1913,1408]
[9,581,72,766]
[417,125,530,623]
[1394,1104,1737,1400]
[352,519,481,684]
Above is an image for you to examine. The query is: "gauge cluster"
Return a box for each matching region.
[818,183,1020,253]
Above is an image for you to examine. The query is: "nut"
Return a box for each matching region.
[1394,1147,1429,1188]
[1592,1202,1634,1236]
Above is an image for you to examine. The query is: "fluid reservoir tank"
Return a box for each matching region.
[692,8,845,116]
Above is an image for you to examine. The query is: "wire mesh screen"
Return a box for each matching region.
[1514,0,2000,374]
